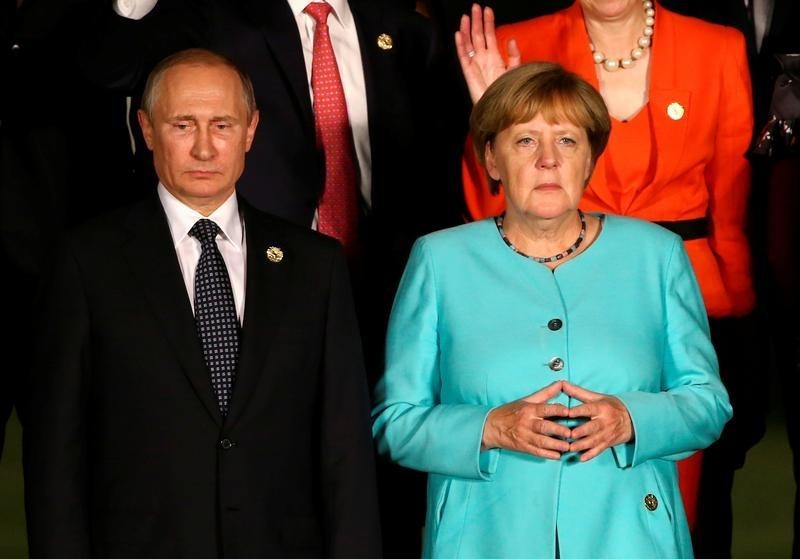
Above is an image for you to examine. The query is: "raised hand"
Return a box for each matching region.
[562,381,634,462]
[454,3,521,104]
[481,381,571,460]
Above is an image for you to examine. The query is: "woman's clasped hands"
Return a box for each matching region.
[481,380,634,462]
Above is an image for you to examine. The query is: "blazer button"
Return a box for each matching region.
[644,493,658,511]
[548,357,565,371]
[547,318,563,331]
[219,438,236,450]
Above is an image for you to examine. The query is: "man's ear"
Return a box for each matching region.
[137,109,156,150]
[245,110,259,152]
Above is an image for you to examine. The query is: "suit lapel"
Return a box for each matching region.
[645,6,691,193]
[122,196,223,425]
[249,1,316,134]
[560,3,618,211]
[564,4,690,211]
[226,203,293,425]
[349,0,386,173]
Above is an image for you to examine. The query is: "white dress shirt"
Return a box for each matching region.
[158,185,247,322]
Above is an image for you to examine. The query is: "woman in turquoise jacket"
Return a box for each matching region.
[372,62,731,558]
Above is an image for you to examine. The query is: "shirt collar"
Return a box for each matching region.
[287,0,351,26]
[157,184,243,249]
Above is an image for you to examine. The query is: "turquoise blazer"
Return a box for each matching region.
[372,215,732,559]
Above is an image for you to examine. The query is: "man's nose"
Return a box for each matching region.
[191,128,216,160]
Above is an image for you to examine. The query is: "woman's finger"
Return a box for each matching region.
[561,381,601,403]
[470,3,487,51]
[521,380,565,404]
[482,5,498,52]
[534,417,571,439]
[507,38,522,69]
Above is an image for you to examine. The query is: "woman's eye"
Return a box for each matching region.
[518,137,535,146]
[558,137,576,145]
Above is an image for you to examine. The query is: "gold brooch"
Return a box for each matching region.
[666,102,685,121]
[265,246,283,263]
[377,33,393,50]
[644,493,658,511]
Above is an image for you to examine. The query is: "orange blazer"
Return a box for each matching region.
[462,1,755,317]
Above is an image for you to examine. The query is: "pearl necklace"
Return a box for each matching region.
[589,0,655,72]
[495,210,587,264]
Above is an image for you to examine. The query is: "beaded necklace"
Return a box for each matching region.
[495,210,586,264]
[589,0,655,72]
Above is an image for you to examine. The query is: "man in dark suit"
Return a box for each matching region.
[23,48,381,559]
[81,2,460,555]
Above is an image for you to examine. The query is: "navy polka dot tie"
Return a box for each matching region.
[189,219,239,416]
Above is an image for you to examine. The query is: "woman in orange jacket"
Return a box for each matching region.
[456,1,763,554]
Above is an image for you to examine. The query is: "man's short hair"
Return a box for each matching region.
[141,48,257,120]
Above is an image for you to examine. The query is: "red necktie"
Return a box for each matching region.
[305,2,360,256]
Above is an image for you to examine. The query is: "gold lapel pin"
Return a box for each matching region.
[377,33,393,50]
[265,246,284,263]
[666,102,685,121]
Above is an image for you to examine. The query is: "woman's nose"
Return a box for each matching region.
[536,141,559,168]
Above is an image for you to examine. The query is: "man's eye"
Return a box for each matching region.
[174,123,190,131]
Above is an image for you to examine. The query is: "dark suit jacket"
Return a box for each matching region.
[24,194,381,559]
[2,0,143,458]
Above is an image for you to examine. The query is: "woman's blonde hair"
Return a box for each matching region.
[470,62,611,194]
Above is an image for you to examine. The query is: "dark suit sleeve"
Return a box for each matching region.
[24,241,92,558]
[320,245,383,559]
[78,0,210,91]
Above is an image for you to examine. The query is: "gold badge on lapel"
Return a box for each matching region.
[376,33,393,50]
[265,246,284,263]
[666,102,685,121]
